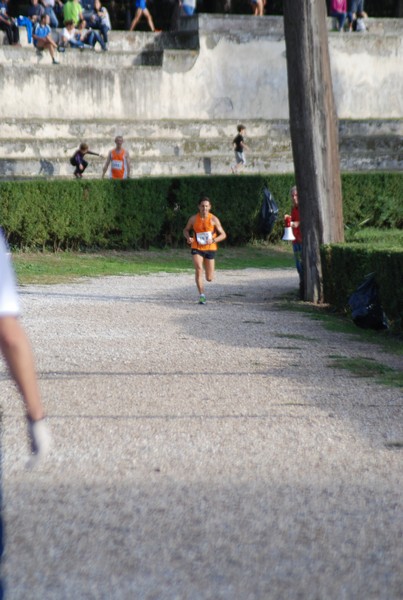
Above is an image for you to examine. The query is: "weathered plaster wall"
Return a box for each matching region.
[1,16,402,121]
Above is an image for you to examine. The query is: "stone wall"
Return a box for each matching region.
[0,15,402,177]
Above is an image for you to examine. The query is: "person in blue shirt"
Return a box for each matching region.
[0,0,20,45]
[32,13,59,63]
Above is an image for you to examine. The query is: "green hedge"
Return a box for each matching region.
[321,244,403,330]
[0,173,401,249]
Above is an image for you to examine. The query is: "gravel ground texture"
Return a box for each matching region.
[1,268,402,600]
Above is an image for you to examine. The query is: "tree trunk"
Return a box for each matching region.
[283,0,344,303]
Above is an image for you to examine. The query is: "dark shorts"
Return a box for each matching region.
[191,249,216,260]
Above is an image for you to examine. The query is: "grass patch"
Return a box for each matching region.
[278,299,403,356]
[13,245,294,285]
[329,356,403,388]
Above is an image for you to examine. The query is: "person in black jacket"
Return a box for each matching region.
[70,142,101,178]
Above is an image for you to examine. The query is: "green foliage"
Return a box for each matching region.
[0,173,401,250]
[345,227,403,248]
[321,243,403,330]
[342,172,403,229]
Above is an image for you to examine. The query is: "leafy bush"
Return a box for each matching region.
[0,173,401,249]
[321,243,403,330]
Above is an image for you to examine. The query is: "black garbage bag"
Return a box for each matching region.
[259,185,279,237]
[348,273,389,330]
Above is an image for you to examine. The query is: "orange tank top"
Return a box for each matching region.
[191,213,218,251]
[110,148,126,179]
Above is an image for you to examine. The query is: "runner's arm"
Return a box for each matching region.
[102,151,111,178]
[212,217,226,243]
[183,216,196,245]
[125,152,131,178]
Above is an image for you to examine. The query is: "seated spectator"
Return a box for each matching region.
[0,0,20,45]
[32,13,59,63]
[347,0,367,29]
[129,0,156,32]
[63,0,83,26]
[81,0,94,22]
[61,18,87,47]
[27,0,45,24]
[330,0,347,31]
[352,10,367,31]
[85,0,111,47]
[41,0,62,29]
[77,18,107,50]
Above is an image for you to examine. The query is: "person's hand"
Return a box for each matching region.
[186,237,193,245]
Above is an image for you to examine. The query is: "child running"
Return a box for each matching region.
[183,197,226,304]
[70,142,101,178]
[231,123,249,174]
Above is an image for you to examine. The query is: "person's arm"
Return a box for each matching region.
[125,151,131,178]
[87,150,101,156]
[102,151,111,178]
[183,216,195,245]
[290,208,300,229]
[212,217,226,243]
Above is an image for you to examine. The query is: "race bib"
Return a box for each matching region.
[196,232,213,246]
[111,160,123,170]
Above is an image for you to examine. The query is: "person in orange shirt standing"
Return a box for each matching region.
[183,197,226,304]
[102,135,131,179]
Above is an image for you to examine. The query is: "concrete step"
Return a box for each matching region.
[0,45,164,67]
[0,154,288,178]
[0,136,289,160]
[0,118,401,178]
[1,143,401,179]
[0,118,290,141]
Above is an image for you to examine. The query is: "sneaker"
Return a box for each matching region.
[199,294,206,305]
[52,58,59,64]
[26,418,52,469]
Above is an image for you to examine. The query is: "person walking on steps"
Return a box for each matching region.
[183,197,226,305]
[0,229,51,469]
[102,135,131,179]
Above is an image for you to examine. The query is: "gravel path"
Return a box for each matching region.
[1,268,402,599]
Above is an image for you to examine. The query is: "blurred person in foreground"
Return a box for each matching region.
[0,230,51,469]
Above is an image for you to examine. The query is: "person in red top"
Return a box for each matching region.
[102,135,131,179]
[183,197,227,304]
[285,185,304,298]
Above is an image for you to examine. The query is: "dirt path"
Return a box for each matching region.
[1,269,402,599]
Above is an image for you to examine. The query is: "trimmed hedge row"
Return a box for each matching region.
[0,173,401,249]
[321,244,403,330]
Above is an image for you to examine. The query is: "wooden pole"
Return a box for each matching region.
[283,0,344,303]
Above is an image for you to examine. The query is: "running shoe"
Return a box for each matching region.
[199,294,206,305]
